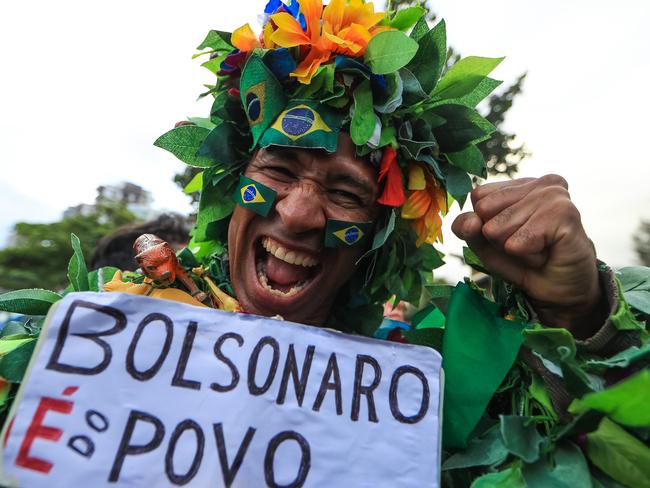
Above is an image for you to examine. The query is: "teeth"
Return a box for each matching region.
[262,237,318,268]
[257,262,308,297]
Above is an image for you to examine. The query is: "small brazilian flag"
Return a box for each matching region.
[324,220,372,248]
[233,175,277,217]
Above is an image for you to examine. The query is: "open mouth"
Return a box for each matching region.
[255,236,320,298]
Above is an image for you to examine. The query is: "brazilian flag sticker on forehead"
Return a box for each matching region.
[324,220,372,248]
[233,175,277,217]
[239,55,286,148]
[259,100,343,153]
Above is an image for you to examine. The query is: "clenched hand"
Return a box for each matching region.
[452,174,606,339]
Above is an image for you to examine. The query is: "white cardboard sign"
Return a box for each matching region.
[1,292,443,487]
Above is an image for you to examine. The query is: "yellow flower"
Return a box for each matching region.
[401,164,448,247]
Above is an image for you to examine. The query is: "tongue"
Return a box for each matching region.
[265,253,312,286]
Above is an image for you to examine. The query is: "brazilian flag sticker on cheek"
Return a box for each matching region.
[259,100,344,153]
[324,220,373,248]
[233,176,277,217]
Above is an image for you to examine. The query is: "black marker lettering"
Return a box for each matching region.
[351,354,381,422]
[264,431,311,488]
[126,313,173,381]
[213,423,256,487]
[211,332,244,393]
[247,336,280,395]
[389,365,430,424]
[47,300,126,375]
[276,345,315,406]
[165,419,205,485]
[171,321,201,391]
[312,352,342,415]
[109,410,165,482]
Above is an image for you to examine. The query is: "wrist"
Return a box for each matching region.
[531,275,607,340]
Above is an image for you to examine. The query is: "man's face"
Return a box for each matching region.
[227,134,379,325]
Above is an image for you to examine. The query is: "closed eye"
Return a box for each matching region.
[265,166,296,180]
[329,189,364,207]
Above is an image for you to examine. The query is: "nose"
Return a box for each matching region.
[274,181,327,234]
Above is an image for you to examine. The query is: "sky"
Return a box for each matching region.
[1,0,649,282]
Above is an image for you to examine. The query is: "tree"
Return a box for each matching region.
[634,220,650,266]
[0,203,138,292]
[391,0,529,177]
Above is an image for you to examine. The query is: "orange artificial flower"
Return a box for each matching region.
[269,0,389,83]
[401,163,448,246]
[231,23,262,52]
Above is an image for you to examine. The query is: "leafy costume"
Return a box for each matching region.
[1,1,650,486]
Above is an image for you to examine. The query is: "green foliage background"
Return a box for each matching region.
[0,203,137,292]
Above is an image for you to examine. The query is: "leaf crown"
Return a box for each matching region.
[155,0,504,330]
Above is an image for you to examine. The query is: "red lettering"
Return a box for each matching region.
[15,397,73,473]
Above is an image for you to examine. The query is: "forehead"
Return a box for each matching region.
[253,135,378,184]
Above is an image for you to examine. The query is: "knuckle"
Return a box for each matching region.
[540,173,569,189]
[505,227,537,253]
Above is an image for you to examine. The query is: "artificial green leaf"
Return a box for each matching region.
[529,373,558,421]
[194,175,237,242]
[196,29,233,51]
[374,72,404,114]
[0,322,30,339]
[67,233,89,292]
[431,104,496,152]
[409,15,429,42]
[591,469,629,488]
[365,210,396,257]
[626,290,650,315]
[183,171,204,194]
[443,426,508,470]
[500,415,544,463]
[0,379,11,408]
[446,144,487,178]
[553,410,603,442]
[0,337,34,356]
[187,117,216,130]
[402,327,443,351]
[0,340,36,383]
[419,244,445,270]
[442,163,473,208]
[463,246,488,274]
[0,289,61,315]
[569,369,650,427]
[400,68,429,105]
[433,56,504,100]
[587,417,650,488]
[364,31,419,75]
[197,122,247,168]
[470,465,526,488]
[350,80,375,145]
[523,327,576,360]
[390,6,426,31]
[617,266,650,292]
[456,77,504,108]
[406,19,446,94]
[522,442,592,488]
[154,125,216,168]
[177,248,200,269]
[87,266,119,292]
[610,282,645,330]
[584,343,650,371]
[201,54,228,74]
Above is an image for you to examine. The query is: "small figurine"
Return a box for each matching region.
[133,234,207,302]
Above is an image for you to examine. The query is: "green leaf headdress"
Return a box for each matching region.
[155,0,503,328]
